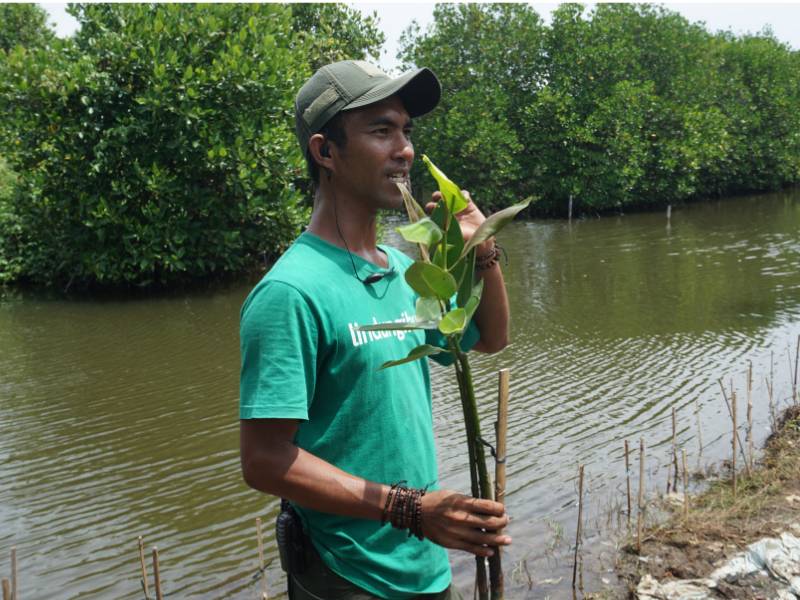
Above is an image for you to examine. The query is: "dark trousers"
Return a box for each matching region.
[288,540,463,600]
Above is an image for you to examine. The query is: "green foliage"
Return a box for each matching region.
[401,4,543,212]
[0,4,55,53]
[0,4,383,288]
[367,163,529,354]
[401,3,800,216]
[0,155,22,283]
[289,4,384,70]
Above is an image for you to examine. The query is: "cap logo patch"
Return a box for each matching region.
[303,86,341,127]
[353,60,386,78]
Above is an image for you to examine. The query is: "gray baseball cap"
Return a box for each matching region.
[294,60,441,155]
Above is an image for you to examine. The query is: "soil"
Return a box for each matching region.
[609,405,800,599]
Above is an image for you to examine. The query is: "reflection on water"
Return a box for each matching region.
[1,189,798,598]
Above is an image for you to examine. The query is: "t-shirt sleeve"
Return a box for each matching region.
[239,280,318,420]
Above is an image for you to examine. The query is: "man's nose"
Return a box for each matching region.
[394,137,414,163]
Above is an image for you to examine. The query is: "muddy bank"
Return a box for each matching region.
[609,405,800,599]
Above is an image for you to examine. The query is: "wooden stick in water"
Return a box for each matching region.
[794,334,800,405]
[637,438,645,554]
[672,407,679,492]
[572,464,585,592]
[624,440,631,528]
[694,397,703,462]
[717,379,750,474]
[2,578,9,600]
[138,536,150,600]
[10,546,16,600]
[732,391,738,498]
[747,361,753,471]
[766,375,776,430]
[152,547,163,600]
[682,448,689,520]
[256,517,268,600]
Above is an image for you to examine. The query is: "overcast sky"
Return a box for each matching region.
[42,2,800,74]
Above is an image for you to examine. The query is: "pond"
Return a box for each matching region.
[1,188,798,598]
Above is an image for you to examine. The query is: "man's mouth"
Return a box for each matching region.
[388,172,409,185]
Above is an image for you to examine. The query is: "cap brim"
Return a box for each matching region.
[343,67,441,118]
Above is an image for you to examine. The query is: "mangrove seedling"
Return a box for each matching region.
[358,155,530,600]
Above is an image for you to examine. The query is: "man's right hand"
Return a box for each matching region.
[420,490,511,557]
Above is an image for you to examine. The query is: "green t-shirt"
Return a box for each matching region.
[239,232,478,599]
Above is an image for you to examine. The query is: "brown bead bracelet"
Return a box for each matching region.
[476,242,502,271]
[382,483,426,540]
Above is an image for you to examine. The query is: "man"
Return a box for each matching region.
[239,60,511,600]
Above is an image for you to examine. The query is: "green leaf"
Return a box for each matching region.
[438,308,467,335]
[405,261,457,301]
[357,319,438,332]
[459,198,531,260]
[379,344,444,370]
[416,296,441,322]
[397,182,425,222]
[396,218,442,247]
[464,279,484,320]
[422,155,468,214]
[456,248,476,308]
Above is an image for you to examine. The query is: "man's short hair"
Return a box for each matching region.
[294,60,441,181]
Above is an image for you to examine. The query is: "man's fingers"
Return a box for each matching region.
[456,527,512,547]
[424,201,436,214]
[462,496,507,516]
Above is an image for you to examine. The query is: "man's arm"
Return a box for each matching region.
[240,418,511,557]
[427,191,510,354]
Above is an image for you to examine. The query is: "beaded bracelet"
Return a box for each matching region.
[382,483,426,540]
[476,242,506,272]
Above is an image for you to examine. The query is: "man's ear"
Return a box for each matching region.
[308,134,334,172]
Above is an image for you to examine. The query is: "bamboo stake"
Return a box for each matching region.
[767,375,776,431]
[794,334,799,405]
[747,361,753,471]
[637,439,645,553]
[572,464,585,592]
[10,547,16,600]
[694,396,703,464]
[489,369,509,600]
[256,518,268,600]
[138,536,150,600]
[1,579,9,600]
[682,449,689,520]
[671,407,679,492]
[624,440,631,528]
[732,391,738,498]
[152,547,163,600]
[717,379,749,474]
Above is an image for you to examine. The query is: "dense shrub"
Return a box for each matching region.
[0,4,55,53]
[0,3,382,288]
[400,3,800,216]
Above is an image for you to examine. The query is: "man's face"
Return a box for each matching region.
[332,96,414,212]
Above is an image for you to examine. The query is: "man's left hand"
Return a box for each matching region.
[426,191,493,256]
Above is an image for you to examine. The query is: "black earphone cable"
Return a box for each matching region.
[328,170,393,285]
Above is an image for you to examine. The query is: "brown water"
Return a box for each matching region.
[1,190,798,598]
